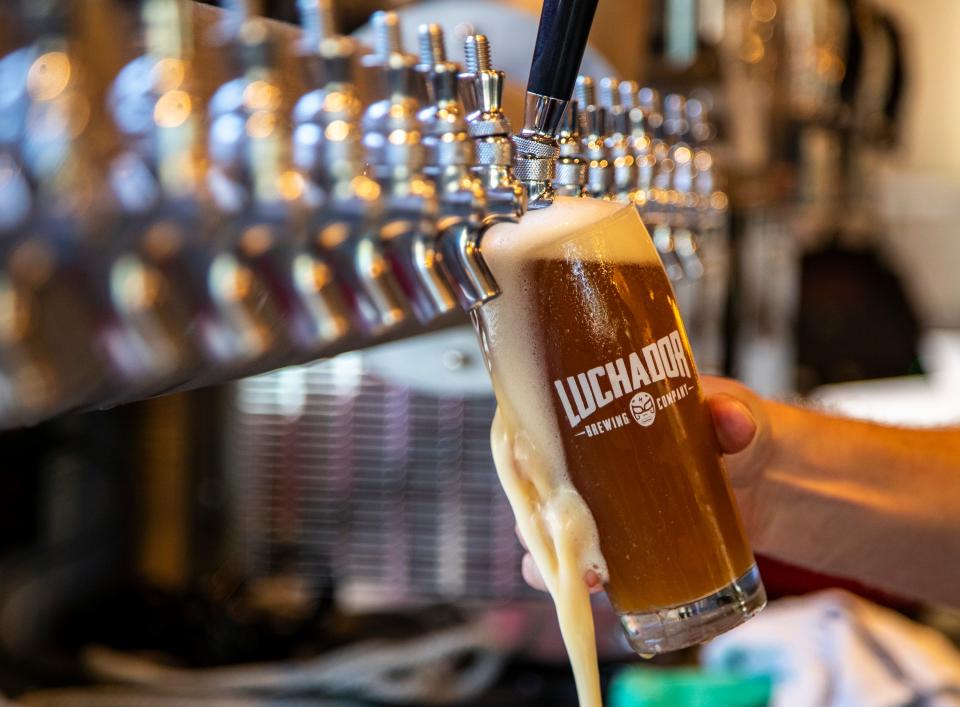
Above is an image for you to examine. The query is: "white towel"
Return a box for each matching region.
[701,590,960,707]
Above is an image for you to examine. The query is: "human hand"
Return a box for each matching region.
[518,375,771,593]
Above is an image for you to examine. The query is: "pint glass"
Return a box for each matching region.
[475,196,765,654]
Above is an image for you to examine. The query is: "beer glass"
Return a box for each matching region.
[474,196,766,654]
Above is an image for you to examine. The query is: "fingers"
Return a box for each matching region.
[522,553,547,591]
[708,394,757,454]
[517,526,604,594]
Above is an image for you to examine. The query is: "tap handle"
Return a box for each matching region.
[527,0,599,102]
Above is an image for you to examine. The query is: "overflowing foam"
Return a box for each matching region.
[476,197,657,707]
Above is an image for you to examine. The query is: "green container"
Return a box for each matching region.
[608,666,773,707]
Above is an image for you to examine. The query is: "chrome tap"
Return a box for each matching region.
[597,76,639,203]
[361,11,458,323]
[464,35,525,222]
[293,0,406,339]
[618,80,656,210]
[205,6,345,379]
[511,0,597,209]
[415,25,494,310]
[552,100,587,197]
[458,33,526,306]
[575,76,613,200]
[663,94,704,280]
[102,0,219,403]
[0,2,125,423]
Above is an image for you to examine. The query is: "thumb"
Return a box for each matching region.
[708,394,757,454]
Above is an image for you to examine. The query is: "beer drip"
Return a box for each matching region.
[0,0,728,428]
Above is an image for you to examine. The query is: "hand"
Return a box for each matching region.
[518,375,771,593]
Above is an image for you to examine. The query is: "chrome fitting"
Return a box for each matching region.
[361,14,458,323]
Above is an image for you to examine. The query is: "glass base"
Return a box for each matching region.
[618,564,766,655]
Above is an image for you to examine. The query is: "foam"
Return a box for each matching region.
[475,197,655,707]
[481,196,660,266]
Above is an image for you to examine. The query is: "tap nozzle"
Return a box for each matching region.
[419,49,500,310]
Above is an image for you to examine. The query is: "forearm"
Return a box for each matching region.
[745,401,960,606]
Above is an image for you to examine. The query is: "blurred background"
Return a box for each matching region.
[1,0,960,705]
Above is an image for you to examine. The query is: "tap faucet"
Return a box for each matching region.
[597,76,640,203]
[575,76,613,200]
[415,25,494,310]
[102,0,226,403]
[361,11,458,323]
[0,1,133,422]
[553,100,587,197]
[205,7,350,380]
[453,32,528,307]
[293,0,408,338]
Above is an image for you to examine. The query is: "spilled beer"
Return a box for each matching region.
[474,196,765,706]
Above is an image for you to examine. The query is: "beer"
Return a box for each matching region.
[532,257,754,612]
[476,196,764,677]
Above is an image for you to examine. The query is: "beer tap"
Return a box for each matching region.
[456,32,526,306]
[575,76,613,200]
[552,100,587,197]
[511,0,600,208]
[618,80,656,211]
[638,87,667,159]
[640,89,683,282]
[663,93,704,281]
[597,76,639,204]
[102,0,220,403]
[292,0,406,339]
[361,11,458,323]
[415,25,494,310]
[0,1,128,423]
[204,3,345,380]
[457,35,481,116]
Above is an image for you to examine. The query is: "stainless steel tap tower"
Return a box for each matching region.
[0,0,728,429]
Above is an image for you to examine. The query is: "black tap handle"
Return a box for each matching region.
[527,0,600,100]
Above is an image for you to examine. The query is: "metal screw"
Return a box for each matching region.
[463,34,491,73]
[371,10,402,58]
[618,79,639,108]
[597,76,620,109]
[222,0,261,18]
[297,0,336,43]
[575,75,595,107]
[418,23,446,66]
